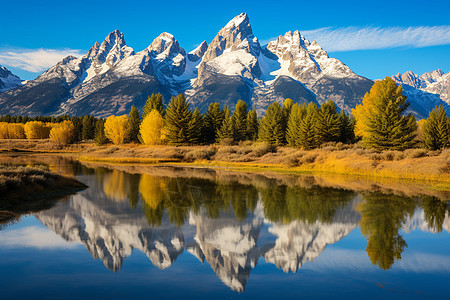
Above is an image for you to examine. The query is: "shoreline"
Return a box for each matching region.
[1,139,450,192]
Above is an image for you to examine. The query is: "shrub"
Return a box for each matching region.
[300,153,318,164]
[253,142,277,157]
[408,149,428,159]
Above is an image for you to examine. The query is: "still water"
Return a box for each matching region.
[0,156,449,299]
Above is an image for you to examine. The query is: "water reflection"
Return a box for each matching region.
[1,156,449,292]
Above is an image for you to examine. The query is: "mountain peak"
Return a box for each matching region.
[224,13,249,30]
[148,32,185,57]
[0,65,23,92]
[202,13,258,62]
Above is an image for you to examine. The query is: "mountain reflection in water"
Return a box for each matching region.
[19,159,448,292]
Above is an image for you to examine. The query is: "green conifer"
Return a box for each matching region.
[203,102,225,144]
[423,105,449,150]
[298,102,319,149]
[232,100,248,141]
[82,115,96,140]
[94,119,109,145]
[316,100,341,145]
[363,77,417,151]
[142,93,164,119]
[164,94,192,145]
[246,106,258,141]
[286,103,307,147]
[188,107,203,144]
[127,105,141,143]
[258,102,285,146]
[338,110,355,144]
[217,104,234,142]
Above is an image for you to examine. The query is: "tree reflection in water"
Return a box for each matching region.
[17,159,448,291]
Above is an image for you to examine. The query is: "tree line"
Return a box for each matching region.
[0,77,449,151]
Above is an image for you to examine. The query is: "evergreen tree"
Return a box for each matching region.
[298,102,319,149]
[142,93,164,119]
[94,119,109,145]
[71,116,83,142]
[232,100,248,141]
[316,100,341,145]
[422,105,450,150]
[217,104,234,142]
[258,102,285,146]
[164,94,193,145]
[82,115,96,140]
[246,106,258,141]
[127,105,141,143]
[338,110,355,144]
[203,102,225,144]
[286,103,307,147]
[282,98,294,132]
[188,108,203,144]
[360,77,417,151]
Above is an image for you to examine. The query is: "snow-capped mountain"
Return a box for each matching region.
[0,66,23,92]
[0,13,447,117]
[392,69,450,117]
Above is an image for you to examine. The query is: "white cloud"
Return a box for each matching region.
[0,226,79,249]
[0,48,84,72]
[261,25,450,52]
[302,25,450,52]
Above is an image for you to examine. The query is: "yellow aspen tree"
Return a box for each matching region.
[24,121,52,139]
[139,110,167,145]
[49,120,75,145]
[104,115,129,145]
[8,123,26,139]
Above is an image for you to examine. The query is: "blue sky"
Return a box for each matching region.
[1,0,449,80]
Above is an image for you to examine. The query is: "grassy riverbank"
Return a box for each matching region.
[1,139,450,189]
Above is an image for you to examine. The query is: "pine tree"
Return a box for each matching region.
[298,102,319,149]
[71,116,83,142]
[316,100,341,145]
[188,107,203,144]
[246,106,258,141]
[164,94,192,145]
[232,100,248,141]
[338,110,355,144]
[258,102,285,146]
[286,103,307,147]
[94,119,109,145]
[217,104,234,142]
[282,98,294,132]
[203,102,225,144]
[142,93,164,119]
[423,105,449,150]
[82,115,95,140]
[127,105,141,143]
[360,77,417,151]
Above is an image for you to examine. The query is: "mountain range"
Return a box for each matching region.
[0,13,448,118]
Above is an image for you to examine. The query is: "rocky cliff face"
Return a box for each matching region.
[391,69,450,118]
[0,13,447,118]
[0,66,22,92]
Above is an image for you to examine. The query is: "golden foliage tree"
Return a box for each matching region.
[0,122,25,139]
[104,115,129,145]
[24,121,52,139]
[139,110,166,145]
[49,120,75,145]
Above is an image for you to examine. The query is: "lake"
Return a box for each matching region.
[0,155,449,299]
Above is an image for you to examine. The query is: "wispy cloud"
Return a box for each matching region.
[0,47,84,72]
[261,25,450,52]
[0,226,79,249]
[302,25,450,52]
